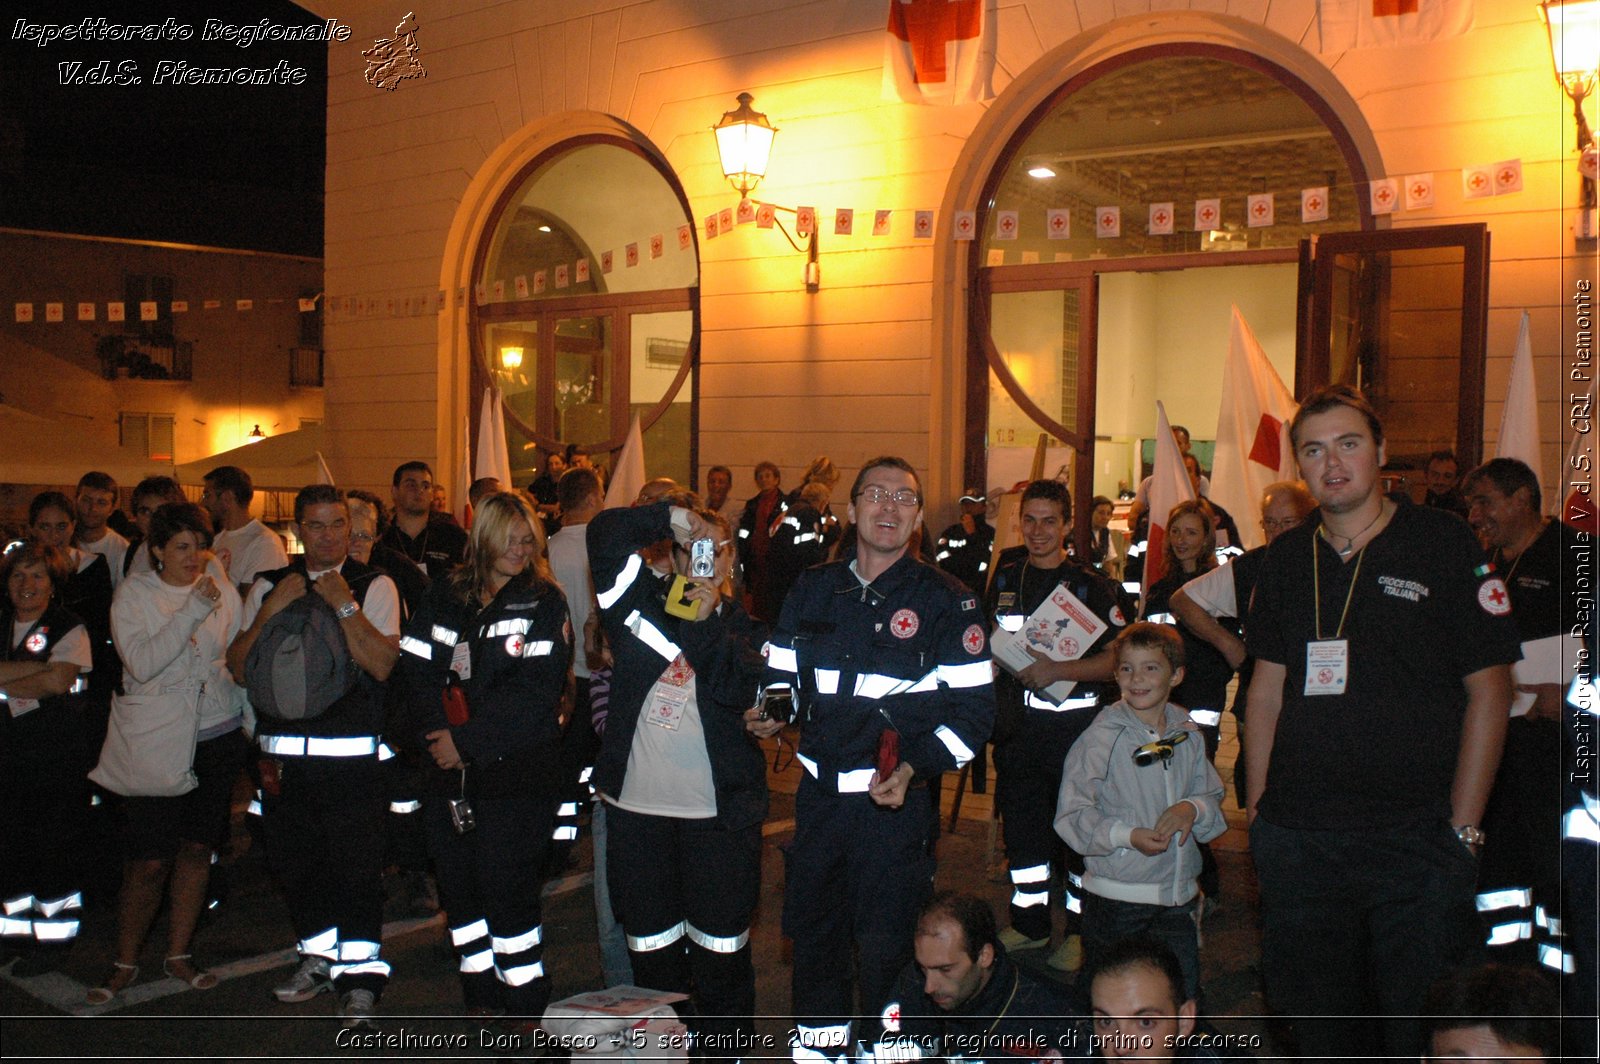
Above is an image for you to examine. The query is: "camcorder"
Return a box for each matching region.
[1132,729,1191,768]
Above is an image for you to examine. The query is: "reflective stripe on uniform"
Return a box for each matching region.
[518,640,555,658]
[1025,691,1097,711]
[331,939,389,979]
[399,635,432,659]
[1011,889,1048,908]
[1009,864,1049,884]
[1486,920,1532,946]
[35,893,82,917]
[1562,803,1600,843]
[551,826,578,841]
[485,618,531,638]
[1188,709,1221,726]
[492,926,542,954]
[765,643,798,674]
[796,752,819,778]
[937,660,992,689]
[855,672,937,700]
[557,802,578,817]
[431,625,460,646]
[686,924,750,953]
[0,916,31,936]
[300,927,339,959]
[498,960,544,986]
[1538,943,1576,974]
[597,554,644,610]
[838,769,875,793]
[813,669,839,694]
[451,919,489,946]
[31,918,78,942]
[935,725,975,766]
[377,742,396,761]
[3,895,35,916]
[624,610,682,664]
[1476,887,1533,912]
[627,920,686,952]
[460,947,495,973]
[259,735,380,757]
[389,800,421,814]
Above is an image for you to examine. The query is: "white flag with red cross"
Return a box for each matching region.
[1246,193,1275,228]
[1095,206,1121,239]
[1496,311,1543,479]
[1302,186,1331,222]
[883,0,995,106]
[1318,0,1474,52]
[1194,199,1221,231]
[1404,173,1436,210]
[1148,203,1174,236]
[1210,305,1299,551]
[1046,208,1071,239]
[994,210,1018,240]
[1562,377,1599,534]
[1370,178,1399,215]
[1143,400,1197,599]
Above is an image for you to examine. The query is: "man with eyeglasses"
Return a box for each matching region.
[1169,481,1317,802]
[381,461,468,578]
[750,456,995,1064]
[203,465,289,598]
[227,484,402,1028]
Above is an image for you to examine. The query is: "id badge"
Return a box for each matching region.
[450,639,472,680]
[645,686,689,730]
[1305,639,1349,697]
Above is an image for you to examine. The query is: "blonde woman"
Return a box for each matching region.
[392,492,571,1027]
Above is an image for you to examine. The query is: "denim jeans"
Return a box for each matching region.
[1081,892,1201,999]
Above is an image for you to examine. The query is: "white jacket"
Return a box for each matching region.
[112,569,243,733]
[1054,701,1226,907]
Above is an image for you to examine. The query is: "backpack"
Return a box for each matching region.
[245,586,357,722]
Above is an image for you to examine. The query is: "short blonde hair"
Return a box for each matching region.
[454,492,551,601]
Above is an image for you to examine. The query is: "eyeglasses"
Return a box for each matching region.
[301,520,348,535]
[350,531,375,543]
[1132,730,1191,767]
[856,487,921,507]
[1261,517,1303,533]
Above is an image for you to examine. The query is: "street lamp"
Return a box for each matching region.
[711,93,819,292]
[1540,0,1600,234]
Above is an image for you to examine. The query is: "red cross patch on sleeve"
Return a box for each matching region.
[890,609,919,639]
[963,624,985,655]
[1477,578,1512,616]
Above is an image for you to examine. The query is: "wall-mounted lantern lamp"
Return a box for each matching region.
[1540,0,1600,236]
[713,93,820,292]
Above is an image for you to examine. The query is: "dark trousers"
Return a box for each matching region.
[1081,894,1200,1000]
[607,806,761,1051]
[1478,717,1564,964]
[259,754,389,999]
[425,793,554,1016]
[784,781,936,1047]
[1251,816,1480,1061]
[993,709,1092,940]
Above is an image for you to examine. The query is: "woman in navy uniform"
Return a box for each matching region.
[394,491,571,1026]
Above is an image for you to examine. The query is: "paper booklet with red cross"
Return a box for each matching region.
[989,583,1107,705]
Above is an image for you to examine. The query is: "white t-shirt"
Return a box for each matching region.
[611,664,717,819]
[6,617,92,717]
[547,523,595,679]
[241,561,402,639]
[78,528,130,588]
[216,519,289,592]
[1176,561,1237,619]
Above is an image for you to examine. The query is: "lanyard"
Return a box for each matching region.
[1312,530,1365,641]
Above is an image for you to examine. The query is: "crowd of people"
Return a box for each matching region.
[0,382,1592,1061]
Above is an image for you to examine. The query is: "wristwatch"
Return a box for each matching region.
[335,600,361,620]
[1454,824,1486,848]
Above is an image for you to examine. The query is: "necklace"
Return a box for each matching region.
[1494,519,1547,583]
[1318,503,1385,559]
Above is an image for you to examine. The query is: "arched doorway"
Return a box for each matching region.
[471,135,700,487]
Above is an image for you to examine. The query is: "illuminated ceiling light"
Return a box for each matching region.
[537,225,552,232]
[1027,165,1057,179]
[500,346,524,370]
[713,92,776,198]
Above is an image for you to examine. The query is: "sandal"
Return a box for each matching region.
[85,962,139,1005]
[163,954,219,991]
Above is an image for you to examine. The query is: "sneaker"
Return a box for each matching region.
[273,956,333,1003]
[998,926,1050,951]
[340,988,377,1028]
[1046,934,1083,972]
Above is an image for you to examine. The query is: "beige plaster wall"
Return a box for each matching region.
[318,0,1594,520]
